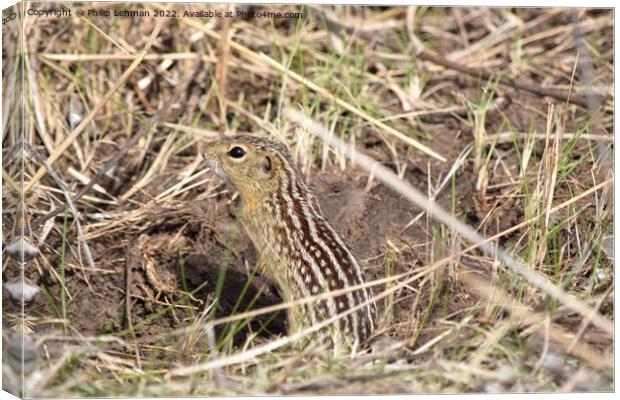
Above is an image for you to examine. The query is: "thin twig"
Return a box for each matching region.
[217,5,232,136]
[414,42,592,109]
[484,132,613,143]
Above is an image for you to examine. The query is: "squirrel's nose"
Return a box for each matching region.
[202,153,216,170]
[201,142,217,165]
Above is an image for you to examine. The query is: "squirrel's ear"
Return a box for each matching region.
[261,155,272,175]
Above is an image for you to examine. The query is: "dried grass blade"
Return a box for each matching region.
[23,18,166,194]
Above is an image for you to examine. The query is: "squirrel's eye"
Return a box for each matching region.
[227,146,246,159]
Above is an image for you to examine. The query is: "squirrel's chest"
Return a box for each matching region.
[243,203,294,258]
[241,198,316,281]
[240,199,290,262]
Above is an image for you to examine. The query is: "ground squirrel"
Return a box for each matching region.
[203,135,377,347]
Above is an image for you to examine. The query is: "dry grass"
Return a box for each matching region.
[2,3,614,396]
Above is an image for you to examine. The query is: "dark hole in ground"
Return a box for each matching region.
[183,254,287,344]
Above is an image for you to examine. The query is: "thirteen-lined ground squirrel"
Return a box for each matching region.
[203,135,377,347]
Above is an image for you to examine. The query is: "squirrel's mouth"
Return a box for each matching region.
[203,155,231,184]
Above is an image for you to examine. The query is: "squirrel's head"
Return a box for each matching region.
[203,135,291,200]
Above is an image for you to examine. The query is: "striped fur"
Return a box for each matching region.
[203,135,377,346]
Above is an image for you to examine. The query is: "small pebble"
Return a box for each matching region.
[542,353,565,373]
[595,267,609,281]
[495,364,516,383]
